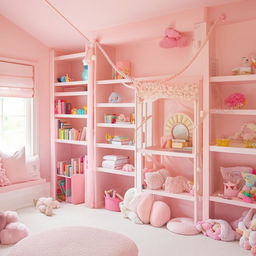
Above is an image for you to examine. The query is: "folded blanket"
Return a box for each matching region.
[102,159,129,166]
[103,155,129,161]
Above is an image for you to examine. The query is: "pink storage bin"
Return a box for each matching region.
[105,197,122,212]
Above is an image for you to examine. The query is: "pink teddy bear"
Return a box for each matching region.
[0,211,29,245]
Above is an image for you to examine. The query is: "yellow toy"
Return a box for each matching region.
[83,105,88,114]
[105,133,113,143]
[65,74,71,82]
[71,108,77,114]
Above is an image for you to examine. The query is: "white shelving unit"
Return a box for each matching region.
[50,50,92,204]
[135,79,200,224]
[203,73,256,219]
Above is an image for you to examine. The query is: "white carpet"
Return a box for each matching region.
[0,203,249,256]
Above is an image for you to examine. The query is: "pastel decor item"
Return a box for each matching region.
[150,201,171,227]
[0,211,29,245]
[108,92,121,103]
[136,193,154,224]
[34,197,60,216]
[105,197,122,212]
[0,157,11,186]
[115,60,131,79]
[159,28,188,48]
[82,59,88,81]
[232,57,252,75]
[164,176,192,194]
[8,226,138,256]
[1,147,28,184]
[196,219,239,241]
[224,93,246,109]
[144,171,165,190]
[215,138,230,147]
[167,217,200,235]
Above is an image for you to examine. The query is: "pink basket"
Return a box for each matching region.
[105,197,121,212]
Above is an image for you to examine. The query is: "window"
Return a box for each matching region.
[0,97,33,155]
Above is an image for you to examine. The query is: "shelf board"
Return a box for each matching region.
[56,174,72,179]
[139,146,195,158]
[210,109,256,115]
[210,74,256,83]
[96,167,135,177]
[55,139,87,146]
[96,79,132,85]
[54,52,85,61]
[96,143,135,151]
[55,91,88,97]
[96,123,135,128]
[55,114,88,119]
[210,195,256,209]
[96,103,135,108]
[54,81,88,87]
[143,189,194,201]
[210,145,256,155]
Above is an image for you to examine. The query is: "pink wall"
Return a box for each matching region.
[0,15,51,181]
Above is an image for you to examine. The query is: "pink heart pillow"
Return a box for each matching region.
[137,194,154,224]
[150,201,171,227]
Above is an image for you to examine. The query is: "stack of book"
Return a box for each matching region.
[102,155,129,169]
[57,156,87,176]
[111,136,131,145]
[57,120,86,141]
[55,99,71,114]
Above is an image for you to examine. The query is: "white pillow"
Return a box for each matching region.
[26,155,41,180]
[1,147,28,184]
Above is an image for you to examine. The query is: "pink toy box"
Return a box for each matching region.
[105,197,121,212]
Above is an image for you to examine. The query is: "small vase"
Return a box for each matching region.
[82,65,88,81]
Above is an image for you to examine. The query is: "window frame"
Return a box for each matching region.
[0,57,39,156]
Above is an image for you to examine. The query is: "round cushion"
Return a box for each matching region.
[137,193,154,224]
[167,217,200,235]
[150,201,171,227]
[8,226,138,256]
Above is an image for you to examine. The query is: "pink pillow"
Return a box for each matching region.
[26,155,41,180]
[137,194,154,224]
[145,172,164,190]
[150,201,171,227]
[1,148,28,184]
[167,217,200,235]
[0,157,11,186]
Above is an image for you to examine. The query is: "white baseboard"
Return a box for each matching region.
[0,182,50,211]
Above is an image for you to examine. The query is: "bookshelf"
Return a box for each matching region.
[50,50,92,204]
[94,46,136,208]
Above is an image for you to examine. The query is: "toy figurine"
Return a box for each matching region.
[57,74,71,82]
[71,108,77,114]
[77,109,85,115]
[83,105,88,114]
[105,133,113,143]
[116,114,126,123]
[108,92,121,103]
[232,57,252,75]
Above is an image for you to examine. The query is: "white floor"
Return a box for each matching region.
[0,203,249,256]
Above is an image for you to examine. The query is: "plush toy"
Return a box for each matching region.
[144,168,170,190]
[120,188,171,227]
[159,28,188,48]
[34,197,61,216]
[108,92,121,103]
[238,172,256,202]
[0,211,29,245]
[164,176,193,194]
[196,219,239,241]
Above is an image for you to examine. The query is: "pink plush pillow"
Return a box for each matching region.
[0,157,11,186]
[167,217,200,235]
[1,147,28,184]
[150,201,171,227]
[145,172,164,190]
[137,194,154,224]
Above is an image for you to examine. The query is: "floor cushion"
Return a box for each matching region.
[8,226,138,256]
[167,217,200,235]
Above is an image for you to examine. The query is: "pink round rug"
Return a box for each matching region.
[8,226,138,256]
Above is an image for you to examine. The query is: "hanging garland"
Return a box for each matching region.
[43,0,225,101]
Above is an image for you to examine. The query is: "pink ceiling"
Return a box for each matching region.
[0,0,240,50]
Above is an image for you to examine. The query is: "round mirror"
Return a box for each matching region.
[172,124,189,140]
